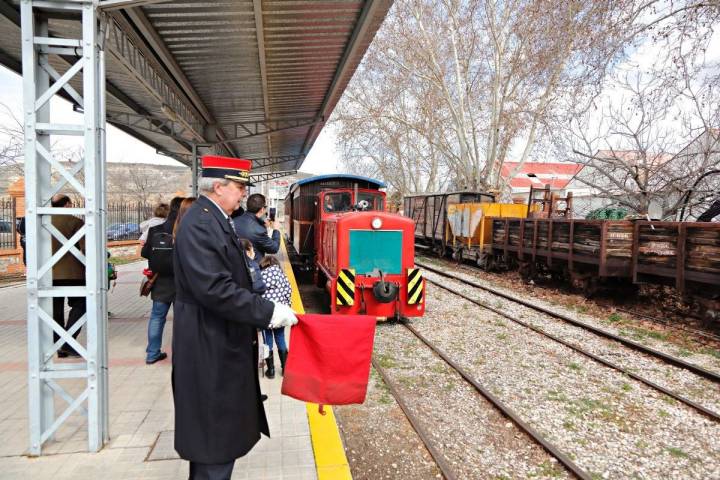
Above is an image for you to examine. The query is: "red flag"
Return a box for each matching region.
[281,314,377,405]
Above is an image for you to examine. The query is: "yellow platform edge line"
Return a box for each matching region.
[280,238,353,480]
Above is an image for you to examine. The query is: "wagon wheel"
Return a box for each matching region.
[698,301,719,328]
[485,255,496,272]
[476,253,493,271]
[581,277,599,298]
[518,261,535,284]
[432,244,445,257]
[451,248,463,263]
[550,268,569,284]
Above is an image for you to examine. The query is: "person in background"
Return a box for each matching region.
[50,194,85,358]
[323,195,334,212]
[233,193,280,262]
[139,202,169,245]
[258,255,292,378]
[239,238,270,401]
[239,238,266,295]
[140,196,184,364]
[173,197,196,238]
[230,205,244,219]
[16,217,26,266]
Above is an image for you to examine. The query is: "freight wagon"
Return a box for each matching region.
[404,191,720,324]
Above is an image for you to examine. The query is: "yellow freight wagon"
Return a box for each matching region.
[446,202,530,268]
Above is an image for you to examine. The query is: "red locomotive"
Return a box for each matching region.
[284,174,425,320]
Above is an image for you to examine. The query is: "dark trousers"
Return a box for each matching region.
[52,279,86,351]
[189,460,235,480]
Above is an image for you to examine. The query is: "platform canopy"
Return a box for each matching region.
[0,0,392,176]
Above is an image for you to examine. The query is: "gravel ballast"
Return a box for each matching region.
[413,281,720,479]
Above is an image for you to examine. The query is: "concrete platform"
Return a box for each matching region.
[0,240,349,479]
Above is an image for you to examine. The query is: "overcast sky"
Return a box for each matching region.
[0,65,340,175]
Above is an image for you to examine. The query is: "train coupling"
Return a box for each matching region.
[371,270,399,303]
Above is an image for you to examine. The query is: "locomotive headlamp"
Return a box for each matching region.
[371,217,383,229]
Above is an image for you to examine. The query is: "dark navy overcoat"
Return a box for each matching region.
[172,195,275,464]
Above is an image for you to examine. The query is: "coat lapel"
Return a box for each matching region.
[198,196,243,252]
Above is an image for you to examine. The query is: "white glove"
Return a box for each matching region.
[269,302,298,329]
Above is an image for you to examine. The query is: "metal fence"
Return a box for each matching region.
[106,202,154,241]
[0,198,17,250]
[0,200,154,247]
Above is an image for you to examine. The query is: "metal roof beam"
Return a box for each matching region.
[251,154,305,169]
[0,0,193,158]
[105,13,207,141]
[98,0,170,11]
[113,111,322,146]
[252,0,272,159]
[156,149,192,164]
[123,7,212,123]
[250,170,297,184]
[156,151,304,171]
[213,117,324,147]
[122,7,237,156]
[106,109,201,143]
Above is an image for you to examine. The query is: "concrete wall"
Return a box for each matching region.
[0,248,25,276]
[107,240,142,259]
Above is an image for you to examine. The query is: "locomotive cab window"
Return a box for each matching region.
[357,192,385,211]
[323,192,352,213]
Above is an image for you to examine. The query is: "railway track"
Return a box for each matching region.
[373,321,592,480]
[416,260,720,422]
[417,260,720,382]
[612,306,720,344]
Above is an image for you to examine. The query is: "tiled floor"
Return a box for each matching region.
[0,260,316,479]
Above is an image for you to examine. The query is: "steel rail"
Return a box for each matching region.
[417,260,720,384]
[391,323,593,480]
[423,276,720,422]
[371,358,459,480]
[613,307,720,344]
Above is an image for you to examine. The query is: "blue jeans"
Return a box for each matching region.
[146,301,171,361]
[263,328,287,352]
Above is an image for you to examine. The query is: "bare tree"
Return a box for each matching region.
[0,103,90,197]
[335,0,720,200]
[0,103,25,176]
[556,4,720,219]
[335,0,641,197]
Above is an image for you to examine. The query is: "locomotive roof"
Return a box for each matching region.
[290,174,386,191]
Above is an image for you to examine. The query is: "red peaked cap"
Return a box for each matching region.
[201,155,253,184]
[281,313,377,406]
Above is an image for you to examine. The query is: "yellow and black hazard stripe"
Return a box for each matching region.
[336,269,356,306]
[407,268,424,304]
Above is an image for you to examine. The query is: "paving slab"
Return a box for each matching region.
[0,259,318,480]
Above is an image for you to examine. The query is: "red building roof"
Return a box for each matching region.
[501,162,583,190]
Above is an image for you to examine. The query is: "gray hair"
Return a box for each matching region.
[198,176,230,194]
